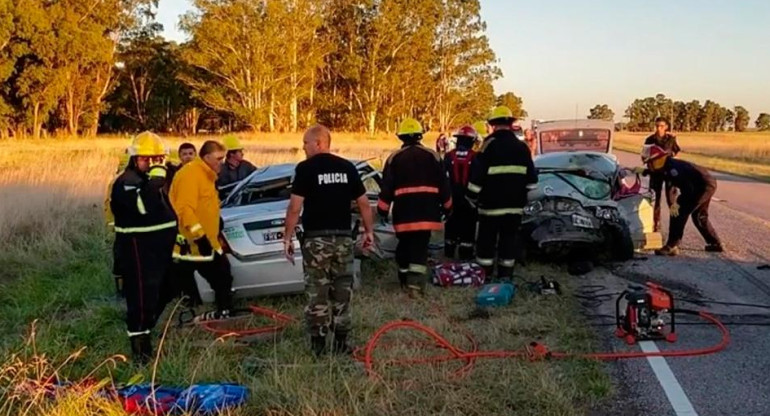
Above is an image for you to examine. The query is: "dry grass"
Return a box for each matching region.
[614,131,770,181]
[0,133,610,415]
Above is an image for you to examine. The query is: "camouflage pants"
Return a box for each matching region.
[301,236,354,337]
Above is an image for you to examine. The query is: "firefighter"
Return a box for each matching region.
[472,120,488,152]
[110,132,178,363]
[169,140,234,321]
[642,145,723,256]
[216,135,257,199]
[282,125,374,356]
[443,125,479,260]
[644,116,681,232]
[466,106,537,281]
[378,118,452,296]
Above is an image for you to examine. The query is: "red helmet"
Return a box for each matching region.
[453,125,478,140]
[641,144,668,163]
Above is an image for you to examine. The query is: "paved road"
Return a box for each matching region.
[587,151,770,416]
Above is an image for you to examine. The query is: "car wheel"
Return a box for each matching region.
[612,221,635,261]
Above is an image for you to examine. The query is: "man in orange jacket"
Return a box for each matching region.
[169,140,234,321]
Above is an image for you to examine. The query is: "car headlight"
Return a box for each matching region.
[594,207,619,221]
[524,201,543,215]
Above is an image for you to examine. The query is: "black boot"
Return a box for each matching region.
[332,333,354,355]
[444,242,456,259]
[129,334,153,364]
[311,336,327,357]
[705,243,724,253]
[398,271,407,290]
[458,243,474,261]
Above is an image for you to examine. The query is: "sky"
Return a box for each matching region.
[156,0,770,121]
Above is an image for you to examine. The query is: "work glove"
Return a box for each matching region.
[147,165,167,191]
[195,236,213,257]
[669,203,680,218]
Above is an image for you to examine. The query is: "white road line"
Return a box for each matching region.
[639,341,699,416]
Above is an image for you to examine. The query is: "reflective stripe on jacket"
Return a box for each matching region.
[377,143,452,232]
[466,129,537,216]
[110,167,177,234]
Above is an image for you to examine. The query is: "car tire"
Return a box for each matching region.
[612,221,635,261]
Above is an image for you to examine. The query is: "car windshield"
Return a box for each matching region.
[225,176,293,207]
[535,153,616,200]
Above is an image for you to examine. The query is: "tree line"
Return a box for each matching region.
[588,94,769,132]
[1,0,529,138]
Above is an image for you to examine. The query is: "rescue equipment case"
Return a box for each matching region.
[475,283,516,307]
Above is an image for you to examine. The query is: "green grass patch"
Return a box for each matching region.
[1,218,612,416]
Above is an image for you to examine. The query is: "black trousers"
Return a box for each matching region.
[445,201,477,260]
[395,231,432,291]
[476,214,522,279]
[164,254,234,312]
[666,188,721,248]
[116,229,176,334]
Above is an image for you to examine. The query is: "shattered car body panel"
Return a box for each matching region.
[194,160,396,303]
[523,121,662,260]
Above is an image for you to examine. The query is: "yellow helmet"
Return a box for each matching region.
[223,135,243,151]
[128,131,166,156]
[472,120,488,138]
[397,118,423,137]
[488,106,515,122]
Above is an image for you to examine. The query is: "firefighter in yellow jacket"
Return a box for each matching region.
[168,140,234,321]
[110,132,177,362]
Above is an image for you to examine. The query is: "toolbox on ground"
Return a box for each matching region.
[475,283,516,307]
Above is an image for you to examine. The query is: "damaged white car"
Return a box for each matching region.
[194,160,396,303]
[522,120,662,265]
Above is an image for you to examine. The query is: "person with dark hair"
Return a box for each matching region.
[178,142,197,166]
[169,140,234,322]
[467,106,537,282]
[217,135,257,199]
[642,145,722,256]
[644,116,681,232]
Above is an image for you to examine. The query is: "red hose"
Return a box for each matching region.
[356,311,729,379]
[198,305,295,338]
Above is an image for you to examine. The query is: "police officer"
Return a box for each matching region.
[443,125,479,260]
[643,145,723,256]
[110,132,177,363]
[377,118,452,296]
[283,125,374,356]
[466,106,537,281]
[645,116,681,232]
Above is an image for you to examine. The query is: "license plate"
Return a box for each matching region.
[263,226,303,242]
[262,230,286,242]
[572,214,594,229]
